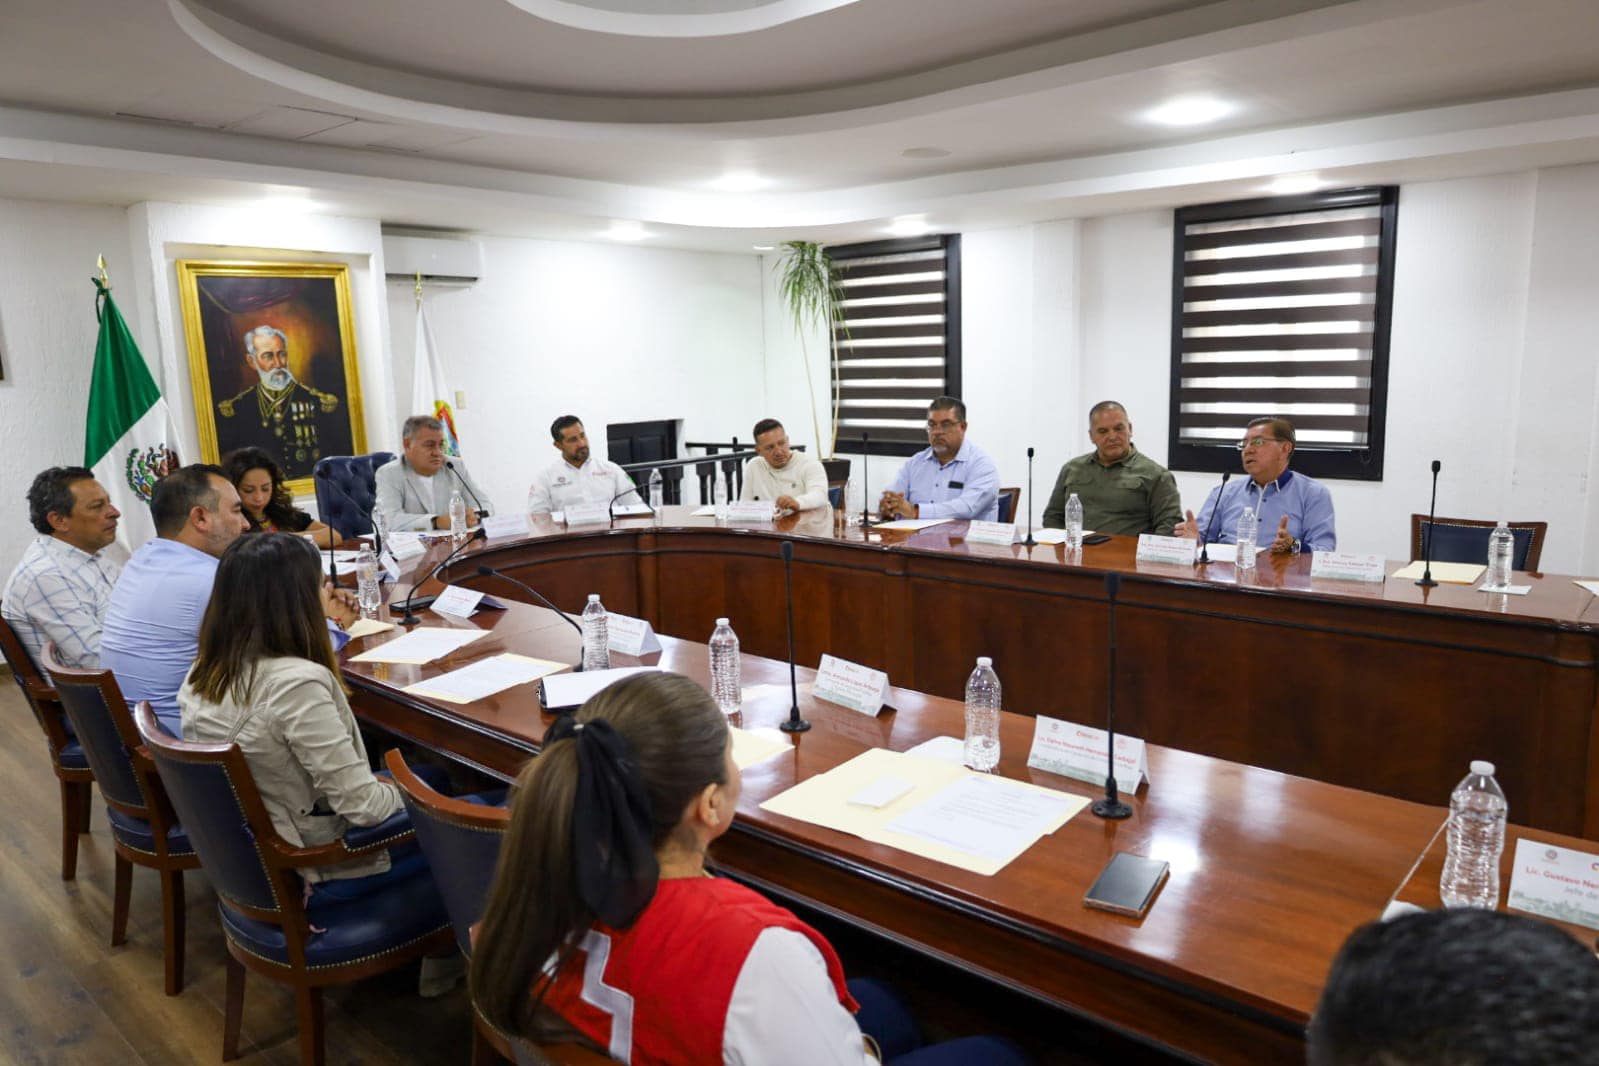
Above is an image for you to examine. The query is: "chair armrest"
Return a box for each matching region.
[341,809,414,854]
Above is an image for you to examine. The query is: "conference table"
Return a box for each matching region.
[332,511,1599,1062]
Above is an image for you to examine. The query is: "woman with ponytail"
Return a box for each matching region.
[470,671,1026,1065]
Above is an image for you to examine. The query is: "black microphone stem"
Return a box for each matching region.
[445,460,488,519]
[778,541,810,734]
[475,565,585,670]
[1024,446,1036,548]
[392,528,485,627]
[1417,460,1441,588]
[859,432,872,530]
[1197,471,1231,565]
[1092,571,1132,820]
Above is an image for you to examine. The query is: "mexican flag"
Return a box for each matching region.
[412,300,460,456]
[85,278,181,553]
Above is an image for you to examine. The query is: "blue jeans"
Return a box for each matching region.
[850,978,1030,1065]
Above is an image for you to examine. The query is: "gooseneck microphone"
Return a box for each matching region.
[1092,571,1132,820]
[1024,447,1036,548]
[444,460,489,519]
[859,432,872,529]
[391,527,486,626]
[1196,471,1232,565]
[476,564,585,670]
[607,483,649,520]
[1417,459,1442,589]
[777,541,810,734]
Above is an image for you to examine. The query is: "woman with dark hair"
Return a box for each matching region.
[223,446,338,548]
[470,672,1025,1065]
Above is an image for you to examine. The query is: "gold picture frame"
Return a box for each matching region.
[176,260,367,497]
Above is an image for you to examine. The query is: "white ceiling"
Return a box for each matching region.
[2,0,1599,250]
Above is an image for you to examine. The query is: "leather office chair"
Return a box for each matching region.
[0,610,94,880]
[997,487,1020,524]
[312,452,395,538]
[43,647,199,995]
[135,702,453,1066]
[822,457,851,512]
[1410,515,1547,572]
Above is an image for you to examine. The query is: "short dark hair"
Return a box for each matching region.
[1088,400,1127,421]
[150,464,226,539]
[26,466,94,534]
[550,415,582,442]
[402,414,443,442]
[928,396,966,422]
[1247,415,1296,445]
[1308,909,1599,1066]
[752,418,783,441]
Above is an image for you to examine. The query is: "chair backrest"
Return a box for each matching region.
[997,486,1020,524]
[42,646,148,812]
[0,606,74,760]
[1410,515,1547,572]
[385,749,508,957]
[313,452,395,538]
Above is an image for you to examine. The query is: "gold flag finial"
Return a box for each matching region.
[414,270,423,301]
[97,255,109,285]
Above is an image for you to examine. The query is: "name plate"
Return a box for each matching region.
[387,531,425,560]
[563,502,611,526]
[430,585,507,618]
[725,501,776,523]
[964,520,1020,545]
[1310,551,1387,583]
[481,513,532,540]
[379,551,403,582]
[606,612,662,656]
[1507,839,1599,931]
[1026,715,1150,795]
[1136,534,1197,566]
[811,654,891,717]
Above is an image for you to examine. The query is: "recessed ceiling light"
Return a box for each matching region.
[1142,96,1234,127]
[752,244,775,252]
[255,194,319,214]
[606,221,650,241]
[1267,174,1327,195]
[902,147,952,159]
[886,215,931,237]
[710,172,770,192]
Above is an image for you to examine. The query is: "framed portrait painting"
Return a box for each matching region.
[176,260,367,496]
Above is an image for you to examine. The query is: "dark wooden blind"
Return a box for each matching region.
[1168,187,1398,481]
[832,234,961,457]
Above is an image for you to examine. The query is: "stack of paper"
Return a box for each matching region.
[1392,560,1484,583]
[874,518,952,531]
[349,627,487,664]
[404,653,567,705]
[730,726,790,769]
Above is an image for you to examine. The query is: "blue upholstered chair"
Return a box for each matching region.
[1411,515,1547,572]
[312,452,395,538]
[135,702,453,1065]
[0,610,94,881]
[996,486,1020,524]
[43,647,198,995]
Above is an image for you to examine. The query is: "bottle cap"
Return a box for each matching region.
[976,656,992,667]
[587,593,601,603]
[715,617,729,626]
[1470,759,1495,776]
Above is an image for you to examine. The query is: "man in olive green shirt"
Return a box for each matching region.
[1043,401,1183,536]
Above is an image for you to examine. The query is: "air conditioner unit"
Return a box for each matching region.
[383,235,483,285]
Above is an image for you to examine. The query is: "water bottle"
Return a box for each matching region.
[1484,521,1513,590]
[963,657,1001,772]
[1064,493,1084,551]
[713,473,729,521]
[1439,760,1507,910]
[648,468,664,511]
[708,618,741,716]
[845,478,863,528]
[354,548,380,618]
[580,594,610,671]
[448,488,467,545]
[1235,507,1259,571]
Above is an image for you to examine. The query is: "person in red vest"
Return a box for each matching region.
[470,671,1026,1065]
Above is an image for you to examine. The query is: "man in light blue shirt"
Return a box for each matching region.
[879,396,1001,522]
[1178,416,1337,554]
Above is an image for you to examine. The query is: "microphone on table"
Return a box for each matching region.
[1196,471,1231,565]
[391,527,486,627]
[1091,571,1132,820]
[607,483,650,520]
[444,460,489,520]
[859,432,873,529]
[777,541,810,734]
[1024,446,1036,547]
[1416,459,1442,589]
[476,564,585,671]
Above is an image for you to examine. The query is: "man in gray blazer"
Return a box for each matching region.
[374,416,495,532]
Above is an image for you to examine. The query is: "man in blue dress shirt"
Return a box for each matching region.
[1176,416,1336,554]
[879,396,1001,522]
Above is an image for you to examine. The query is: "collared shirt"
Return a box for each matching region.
[1042,444,1182,536]
[1,535,123,674]
[883,439,1001,522]
[740,454,830,511]
[528,456,639,514]
[100,538,219,733]
[1195,469,1337,552]
[374,456,496,533]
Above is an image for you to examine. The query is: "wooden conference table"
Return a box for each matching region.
[398,507,1599,836]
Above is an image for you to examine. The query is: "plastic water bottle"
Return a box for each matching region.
[713,473,729,521]
[1484,521,1514,590]
[963,657,1002,772]
[1439,760,1507,909]
[708,618,741,716]
[845,479,863,528]
[1064,493,1084,551]
[580,594,610,671]
[1235,507,1259,571]
[648,469,664,511]
[448,488,467,545]
[354,548,380,618]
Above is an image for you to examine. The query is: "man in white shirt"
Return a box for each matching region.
[527,415,641,515]
[374,415,495,532]
[740,419,829,512]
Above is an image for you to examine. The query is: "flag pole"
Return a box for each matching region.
[414,269,422,305]
[97,255,110,286]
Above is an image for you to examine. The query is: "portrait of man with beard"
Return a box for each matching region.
[216,325,343,473]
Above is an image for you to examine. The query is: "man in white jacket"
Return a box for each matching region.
[740,419,829,513]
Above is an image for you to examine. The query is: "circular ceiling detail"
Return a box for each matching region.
[504,0,863,38]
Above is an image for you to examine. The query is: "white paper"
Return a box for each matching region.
[1506,838,1599,931]
[725,501,776,523]
[541,665,658,709]
[1031,528,1096,545]
[874,518,953,531]
[963,520,1019,545]
[612,503,654,518]
[811,654,890,716]
[387,531,425,560]
[884,774,1078,865]
[1195,542,1265,564]
[1137,533,1198,565]
[404,653,567,704]
[1576,579,1599,596]
[430,585,487,617]
[379,552,403,582]
[1477,583,1532,596]
[848,777,916,809]
[417,525,481,539]
[1026,715,1149,795]
[1309,551,1387,583]
[606,612,662,656]
[563,503,610,526]
[343,618,394,640]
[349,627,488,665]
[902,736,967,765]
[321,550,366,575]
[689,505,718,517]
[481,513,532,539]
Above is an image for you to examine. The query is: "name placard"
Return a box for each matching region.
[1136,534,1197,566]
[387,531,425,561]
[379,551,403,582]
[1507,839,1599,931]
[811,654,891,717]
[725,501,777,523]
[606,612,662,656]
[964,520,1020,546]
[431,585,486,618]
[481,513,532,540]
[1310,551,1387,583]
[1025,716,1150,795]
[563,502,611,526]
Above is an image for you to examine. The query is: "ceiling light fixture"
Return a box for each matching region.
[1268,174,1327,195]
[753,244,775,252]
[606,221,650,241]
[710,172,771,193]
[1143,96,1234,127]
[886,215,931,237]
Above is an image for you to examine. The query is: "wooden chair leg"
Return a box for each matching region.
[77,780,93,833]
[160,868,186,995]
[58,780,80,880]
[223,953,246,1061]
[110,854,132,947]
[295,985,325,1066]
